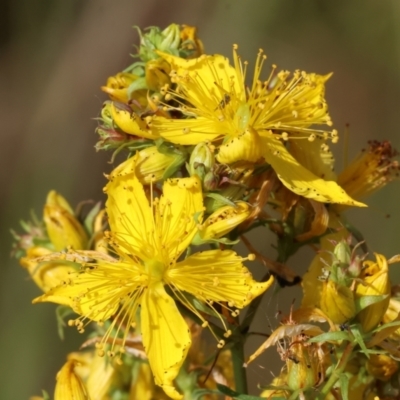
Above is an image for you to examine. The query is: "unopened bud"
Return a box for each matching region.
[286,342,322,392]
[44,191,88,251]
[320,280,356,324]
[188,142,215,180]
[135,145,186,183]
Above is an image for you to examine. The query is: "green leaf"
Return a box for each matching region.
[216,384,270,399]
[373,319,400,333]
[355,294,389,313]
[351,326,369,357]
[205,193,236,207]
[56,305,75,340]
[308,331,351,343]
[339,374,349,400]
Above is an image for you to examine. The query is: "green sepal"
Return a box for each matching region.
[41,390,50,400]
[83,201,102,236]
[56,305,75,340]
[191,231,239,247]
[355,294,389,314]
[127,77,148,97]
[308,331,351,343]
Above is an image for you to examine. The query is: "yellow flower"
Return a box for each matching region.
[356,253,391,332]
[54,359,90,400]
[152,47,364,206]
[337,140,399,204]
[33,154,273,399]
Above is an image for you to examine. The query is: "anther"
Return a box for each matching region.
[217,340,226,349]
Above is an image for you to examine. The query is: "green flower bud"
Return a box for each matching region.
[188,143,215,181]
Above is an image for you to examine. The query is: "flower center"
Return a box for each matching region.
[145,259,166,284]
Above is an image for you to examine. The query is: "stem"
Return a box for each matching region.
[316,342,354,399]
[230,338,248,394]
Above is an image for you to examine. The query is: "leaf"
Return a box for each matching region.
[355,294,389,313]
[216,384,269,399]
[339,374,349,400]
[351,326,369,357]
[56,305,75,340]
[308,331,351,343]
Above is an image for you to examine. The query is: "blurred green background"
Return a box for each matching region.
[1,0,400,398]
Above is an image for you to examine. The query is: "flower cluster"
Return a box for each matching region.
[13,23,400,400]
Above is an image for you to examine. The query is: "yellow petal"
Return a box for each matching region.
[168,249,273,308]
[199,201,250,240]
[110,102,157,139]
[54,360,90,400]
[33,257,146,323]
[356,253,391,332]
[105,154,155,260]
[158,176,204,261]
[261,136,366,206]
[20,246,77,293]
[157,52,242,103]
[141,282,191,400]
[289,139,336,181]
[216,127,264,164]
[154,116,226,145]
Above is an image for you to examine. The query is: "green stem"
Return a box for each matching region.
[230,339,248,395]
[316,342,354,399]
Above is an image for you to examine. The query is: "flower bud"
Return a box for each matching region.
[44,191,88,251]
[135,145,186,183]
[145,58,171,91]
[188,142,215,181]
[138,24,181,62]
[193,202,250,245]
[54,360,90,400]
[286,342,322,392]
[366,354,398,381]
[101,72,147,105]
[20,246,77,293]
[356,253,390,332]
[320,281,356,324]
[179,25,204,58]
